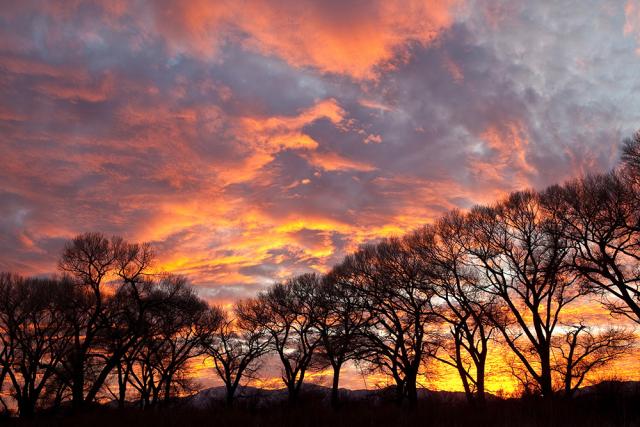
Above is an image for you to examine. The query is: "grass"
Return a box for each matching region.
[3,385,640,427]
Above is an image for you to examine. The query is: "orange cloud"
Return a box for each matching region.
[35,72,115,103]
[150,0,462,79]
[217,98,347,184]
[468,121,536,192]
[443,55,464,83]
[302,151,376,172]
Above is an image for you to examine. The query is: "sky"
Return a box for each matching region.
[1,0,640,392]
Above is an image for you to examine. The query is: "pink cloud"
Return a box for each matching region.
[625,0,640,53]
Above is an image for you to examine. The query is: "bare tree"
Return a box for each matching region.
[126,276,221,407]
[552,324,635,397]
[543,173,640,325]
[315,272,369,408]
[205,306,270,406]
[464,191,583,397]
[335,237,440,406]
[415,215,497,405]
[621,131,640,184]
[56,232,157,408]
[237,274,322,405]
[0,274,72,416]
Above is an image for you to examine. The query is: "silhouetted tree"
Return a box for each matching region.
[237,274,322,405]
[543,174,640,325]
[335,237,440,407]
[56,232,158,408]
[205,305,270,406]
[315,272,369,408]
[552,323,635,397]
[415,215,497,405]
[0,274,72,416]
[464,191,583,397]
[621,131,640,183]
[126,276,221,407]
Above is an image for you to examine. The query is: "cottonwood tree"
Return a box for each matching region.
[109,276,164,408]
[56,232,157,408]
[335,237,440,406]
[621,131,640,185]
[205,306,271,406]
[108,277,154,408]
[126,276,221,407]
[543,173,640,325]
[414,215,496,405]
[0,274,72,416]
[315,272,369,408]
[237,274,322,405]
[464,191,583,397]
[552,324,635,397]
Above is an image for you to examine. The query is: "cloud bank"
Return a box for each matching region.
[1,0,639,308]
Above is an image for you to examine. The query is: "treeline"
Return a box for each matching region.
[2,134,640,417]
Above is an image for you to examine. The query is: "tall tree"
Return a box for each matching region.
[543,173,640,325]
[126,276,221,407]
[237,274,322,405]
[205,306,270,406]
[621,131,640,184]
[415,215,497,405]
[56,232,156,408]
[0,274,72,416]
[315,272,369,408]
[336,237,440,406]
[464,191,583,397]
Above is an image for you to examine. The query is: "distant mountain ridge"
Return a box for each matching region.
[184,380,640,408]
[185,383,485,408]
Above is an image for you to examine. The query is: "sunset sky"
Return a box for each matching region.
[2,0,640,392]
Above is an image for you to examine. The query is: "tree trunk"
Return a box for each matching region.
[225,389,234,407]
[393,377,405,405]
[164,374,172,405]
[476,363,486,404]
[225,383,237,407]
[117,364,127,409]
[330,363,342,409]
[71,368,85,410]
[18,396,35,418]
[540,350,553,398]
[405,373,418,408]
[564,364,574,398]
[287,382,299,406]
[456,360,473,404]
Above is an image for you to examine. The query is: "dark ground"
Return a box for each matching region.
[3,383,640,427]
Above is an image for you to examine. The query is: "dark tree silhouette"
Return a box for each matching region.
[125,276,221,407]
[552,323,635,397]
[316,271,370,408]
[543,174,640,325]
[336,237,440,407]
[237,273,322,405]
[56,232,118,409]
[205,305,270,406]
[0,274,72,416]
[414,215,497,405]
[464,191,583,397]
[621,131,640,183]
[56,232,159,408]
